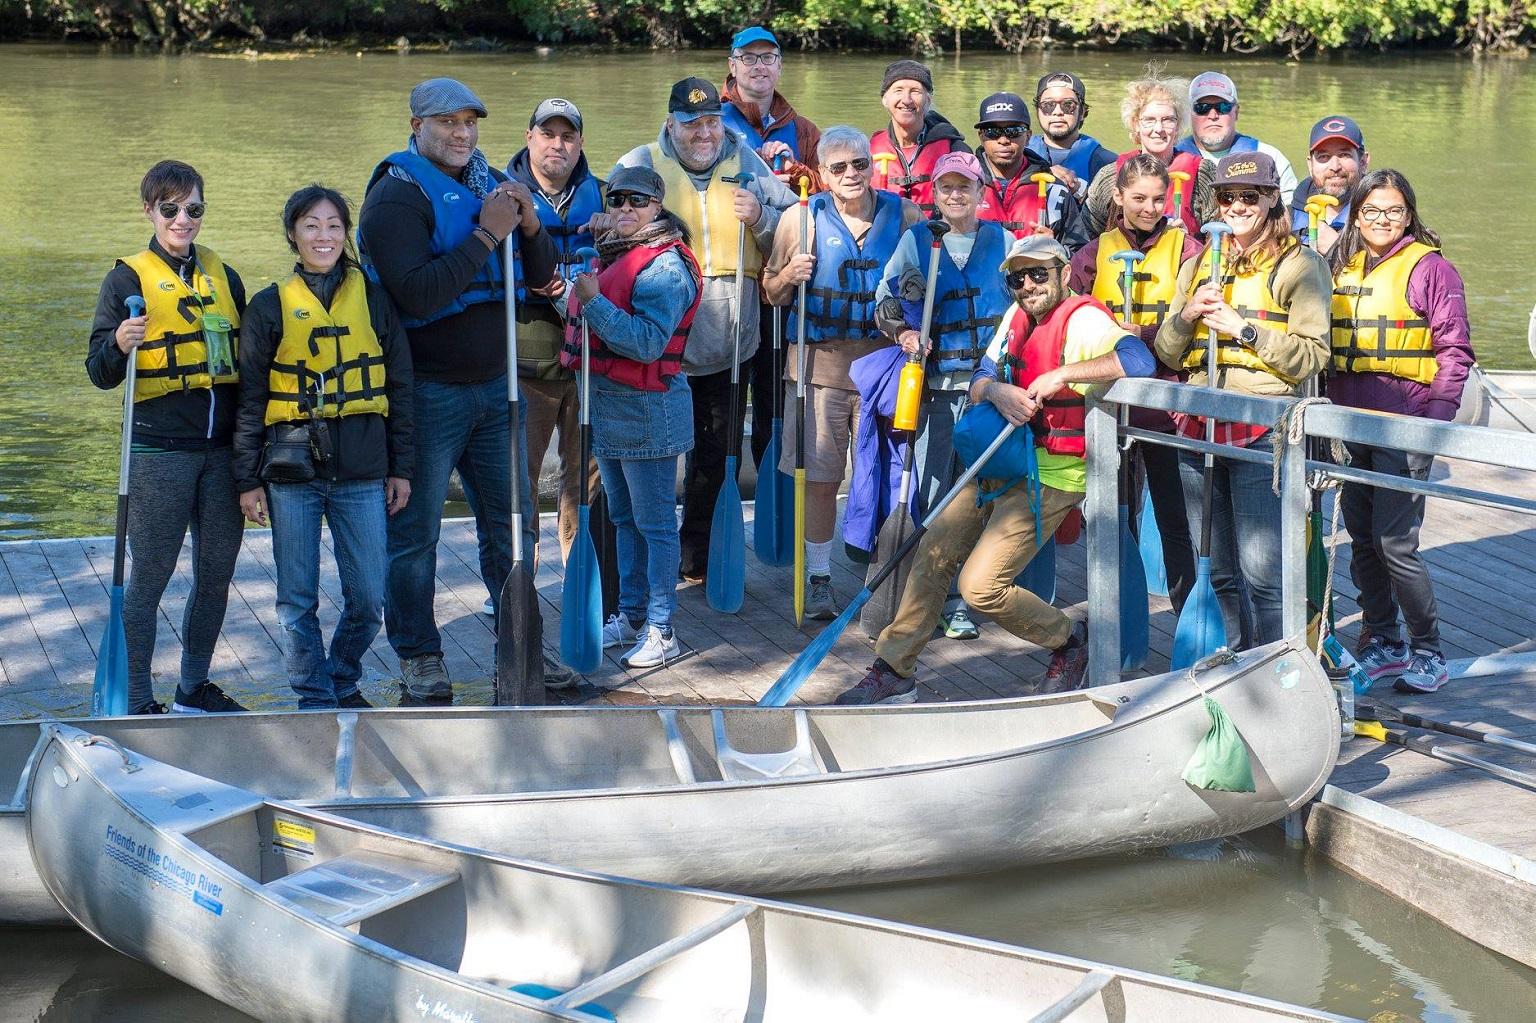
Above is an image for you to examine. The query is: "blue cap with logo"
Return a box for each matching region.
[1309,115,1364,153]
[731,26,779,50]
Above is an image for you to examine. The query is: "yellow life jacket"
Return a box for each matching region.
[119,246,241,402]
[1091,225,1185,328]
[1330,241,1438,385]
[648,142,762,279]
[1184,242,1298,385]
[265,269,389,426]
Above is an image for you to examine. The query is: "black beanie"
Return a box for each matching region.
[881,59,933,95]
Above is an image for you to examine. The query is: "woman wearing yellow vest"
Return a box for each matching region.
[85,160,249,716]
[1154,152,1332,649]
[1328,169,1474,694]
[232,185,415,709]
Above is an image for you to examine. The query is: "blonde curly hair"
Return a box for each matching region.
[1119,67,1191,147]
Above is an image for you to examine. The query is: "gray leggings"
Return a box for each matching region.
[124,447,244,707]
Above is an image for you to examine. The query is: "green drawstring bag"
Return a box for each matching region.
[1182,696,1256,792]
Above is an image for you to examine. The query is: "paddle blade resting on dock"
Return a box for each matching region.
[754,426,793,567]
[1137,485,1169,597]
[707,455,746,613]
[560,506,604,674]
[1117,504,1149,671]
[860,501,916,639]
[91,587,129,717]
[1171,556,1225,670]
[761,589,873,707]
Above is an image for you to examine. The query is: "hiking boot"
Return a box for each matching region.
[805,575,839,621]
[1394,649,1449,694]
[337,690,373,709]
[1357,637,1410,683]
[543,653,578,690]
[399,653,452,701]
[171,682,247,714]
[601,613,642,650]
[621,625,681,669]
[834,660,918,705]
[941,606,979,641]
[131,700,168,716]
[1037,623,1089,694]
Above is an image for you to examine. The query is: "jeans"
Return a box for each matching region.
[1341,443,1440,652]
[679,366,749,576]
[270,478,386,708]
[1178,438,1283,649]
[386,376,537,660]
[597,455,682,631]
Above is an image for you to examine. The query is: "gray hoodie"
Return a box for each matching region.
[614,126,797,376]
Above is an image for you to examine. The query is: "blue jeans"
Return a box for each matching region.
[269,478,387,708]
[385,376,536,659]
[597,455,681,631]
[1178,440,1282,649]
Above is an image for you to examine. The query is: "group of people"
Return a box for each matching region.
[87,30,1473,715]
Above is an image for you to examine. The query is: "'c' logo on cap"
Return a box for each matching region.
[689,88,706,104]
[1324,119,1347,132]
[1225,160,1258,177]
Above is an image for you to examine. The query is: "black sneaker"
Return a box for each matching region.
[132,700,168,716]
[337,690,373,709]
[171,682,248,714]
[1037,623,1089,694]
[834,660,918,705]
[399,652,452,700]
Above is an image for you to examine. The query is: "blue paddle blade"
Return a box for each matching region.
[1137,484,1169,597]
[92,586,129,717]
[761,588,874,706]
[560,507,604,674]
[753,424,793,566]
[707,456,746,613]
[1171,556,1226,670]
[1019,537,1057,604]
[1118,505,1150,672]
[509,984,616,1021]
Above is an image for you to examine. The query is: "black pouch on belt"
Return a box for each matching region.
[261,423,316,483]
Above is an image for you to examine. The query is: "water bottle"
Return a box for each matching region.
[893,357,923,431]
[202,312,235,377]
[1320,635,1364,741]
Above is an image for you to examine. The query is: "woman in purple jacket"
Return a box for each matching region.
[1328,168,1474,695]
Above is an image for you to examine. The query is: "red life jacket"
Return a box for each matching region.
[978,171,1047,238]
[1114,150,1203,235]
[870,130,956,215]
[1002,294,1109,457]
[561,241,702,392]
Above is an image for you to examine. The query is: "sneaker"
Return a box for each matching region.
[337,690,373,709]
[171,682,247,714]
[834,660,918,705]
[1357,637,1410,683]
[680,568,706,585]
[941,607,979,641]
[1394,649,1449,694]
[131,700,168,716]
[1037,623,1089,695]
[601,613,642,650]
[805,575,839,621]
[621,625,681,669]
[399,653,452,701]
[543,653,578,690]
[480,597,494,617]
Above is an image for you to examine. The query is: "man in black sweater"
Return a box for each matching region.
[358,77,558,703]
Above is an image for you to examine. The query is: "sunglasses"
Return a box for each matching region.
[1193,100,1236,116]
[1036,100,1079,115]
[1215,188,1267,208]
[980,125,1028,141]
[156,201,206,220]
[605,192,657,209]
[824,157,871,176]
[1006,265,1057,288]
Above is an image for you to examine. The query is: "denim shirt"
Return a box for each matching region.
[574,248,698,459]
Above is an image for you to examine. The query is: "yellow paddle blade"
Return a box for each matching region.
[1354,719,1388,741]
[792,470,807,624]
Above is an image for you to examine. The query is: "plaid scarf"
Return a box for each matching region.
[594,215,686,267]
[391,135,495,198]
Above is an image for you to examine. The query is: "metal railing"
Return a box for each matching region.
[1084,378,1536,688]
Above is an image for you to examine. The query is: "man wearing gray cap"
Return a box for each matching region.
[359,77,559,704]
[835,233,1155,705]
[1176,71,1298,206]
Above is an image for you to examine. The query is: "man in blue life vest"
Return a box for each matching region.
[1024,72,1116,199]
[1289,115,1368,256]
[1177,71,1299,207]
[359,77,560,703]
[973,91,1091,253]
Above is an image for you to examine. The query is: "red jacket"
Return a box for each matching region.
[562,241,701,392]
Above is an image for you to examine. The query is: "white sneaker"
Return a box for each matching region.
[480,598,494,617]
[601,613,642,649]
[621,625,680,669]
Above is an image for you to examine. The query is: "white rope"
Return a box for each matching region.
[1186,649,1237,697]
[1269,396,1349,657]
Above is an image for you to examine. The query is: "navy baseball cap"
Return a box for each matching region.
[1309,115,1365,153]
[731,26,779,50]
[976,92,1030,128]
[668,77,723,123]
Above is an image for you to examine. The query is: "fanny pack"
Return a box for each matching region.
[261,420,334,484]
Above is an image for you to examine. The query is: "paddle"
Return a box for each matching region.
[93,294,143,718]
[760,420,1020,707]
[1029,172,1055,231]
[753,305,792,567]
[791,178,810,623]
[1167,170,1191,227]
[1111,249,1149,671]
[1171,221,1232,670]
[559,247,604,674]
[1358,702,1536,757]
[1137,487,1169,597]
[1353,720,1536,794]
[707,172,754,613]
[861,217,950,640]
[1302,194,1340,646]
[495,242,545,704]
[1303,194,1340,251]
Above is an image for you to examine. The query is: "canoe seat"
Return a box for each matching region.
[266,849,458,927]
[712,709,823,782]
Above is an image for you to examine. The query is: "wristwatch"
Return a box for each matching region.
[1238,324,1259,347]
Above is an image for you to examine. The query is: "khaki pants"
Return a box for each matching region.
[875,479,1082,677]
[523,377,601,567]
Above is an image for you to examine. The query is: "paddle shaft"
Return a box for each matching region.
[1358,722,1536,793]
[111,296,145,588]
[503,241,527,567]
[1198,229,1228,558]
[1360,705,1536,757]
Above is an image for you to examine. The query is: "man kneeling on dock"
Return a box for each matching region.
[834,235,1156,704]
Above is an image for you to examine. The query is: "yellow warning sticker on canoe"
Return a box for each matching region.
[273,817,316,855]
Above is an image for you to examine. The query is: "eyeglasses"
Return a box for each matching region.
[1193,100,1236,116]
[824,157,871,176]
[1136,116,1178,131]
[730,51,781,66]
[156,201,206,220]
[605,193,657,209]
[1006,266,1057,288]
[1215,188,1268,208]
[980,125,1028,141]
[1037,100,1079,115]
[1359,205,1408,224]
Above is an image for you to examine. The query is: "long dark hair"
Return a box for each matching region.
[1329,168,1441,274]
[282,184,360,270]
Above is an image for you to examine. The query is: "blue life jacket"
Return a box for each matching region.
[722,101,801,159]
[531,171,604,293]
[790,191,904,343]
[913,221,1010,374]
[1175,132,1259,159]
[1024,134,1113,185]
[361,150,507,329]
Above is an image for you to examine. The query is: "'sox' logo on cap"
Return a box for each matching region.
[984,101,1013,113]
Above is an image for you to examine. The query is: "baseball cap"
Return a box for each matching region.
[410,78,488,119]
[1214,151,1279,188]
[668,77,723,123]
[608,166,666,202]
[931,152,984,183]
[1035,72,1086,103]
[731,26,779,50]
[976,92,1030,128]
[529,97,583,133]
[1189,71,1238,105]
[1000,234,1071,269]
[1308,115,1364,153]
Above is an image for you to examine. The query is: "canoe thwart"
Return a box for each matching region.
[657,709,699,785]
[711,708,823,781]
[265,849,459,928]
[1028,969,1120,1023]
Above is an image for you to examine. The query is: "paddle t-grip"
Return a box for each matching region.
[125,296,146,318]
[1303,194,1340,249]
[1167,170,1191,221]
[1029,172,1055,228]
[1109,250,1145,325]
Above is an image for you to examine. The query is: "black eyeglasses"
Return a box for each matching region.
[824,157,871,176]
[1037,100,1079,115]
[730,51,781,66]
[1215,188,1265,208]
[1193,100,1235,116]
[980,125,1028,141]
[605,193,657,209]
[157,201,206,220]
[1006,266,1057,288]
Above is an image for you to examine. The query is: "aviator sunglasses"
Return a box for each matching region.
[825,157,871,176]
[1006,265,1057,289]
[605,192,657,209]
[156,201,206,220]
[1193,100,1236,116]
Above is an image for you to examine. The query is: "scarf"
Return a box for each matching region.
[391,135,495,198]
[594,216,686,267]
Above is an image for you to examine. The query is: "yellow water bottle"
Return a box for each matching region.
[893,356,923,431]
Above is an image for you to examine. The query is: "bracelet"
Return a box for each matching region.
[475,226,500,248]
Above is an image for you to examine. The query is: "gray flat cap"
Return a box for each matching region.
[608,165,665,202]
[410,78,488,119]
